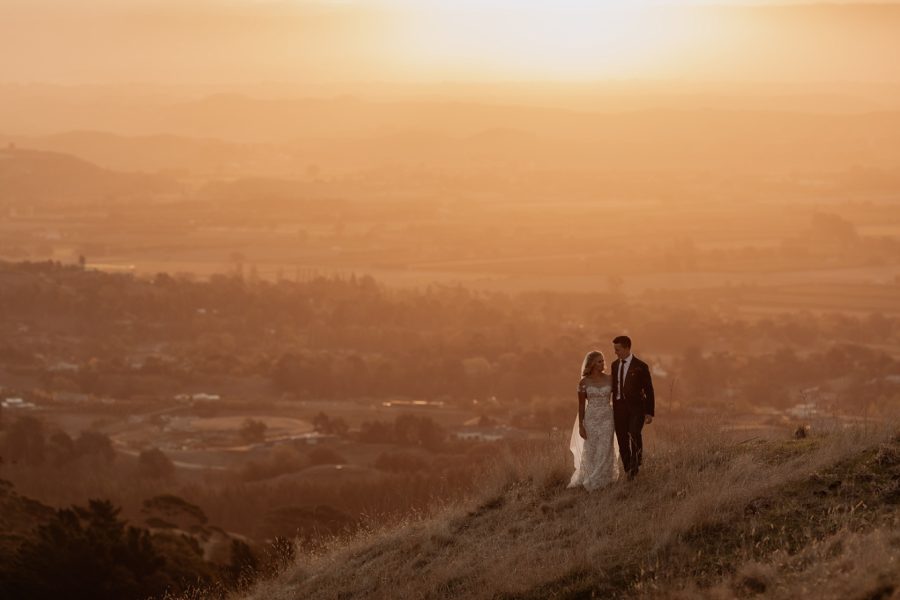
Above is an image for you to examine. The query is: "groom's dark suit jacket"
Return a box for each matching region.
[611,356,655,417]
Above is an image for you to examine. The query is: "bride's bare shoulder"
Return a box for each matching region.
[583,374,611,388]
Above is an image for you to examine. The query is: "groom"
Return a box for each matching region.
[611,335,655,480]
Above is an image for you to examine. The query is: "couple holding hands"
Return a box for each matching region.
[569,335,655,491]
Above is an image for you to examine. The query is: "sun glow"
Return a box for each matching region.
[389,1,699,80]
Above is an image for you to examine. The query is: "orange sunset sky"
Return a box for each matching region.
[2,0,899,85]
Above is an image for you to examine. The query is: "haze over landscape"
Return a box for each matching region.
[0,1,899,599]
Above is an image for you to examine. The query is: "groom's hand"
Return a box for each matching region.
[644,415,653,425]
[579,424,587,439]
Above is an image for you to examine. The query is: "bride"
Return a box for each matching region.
[568,350,620,490]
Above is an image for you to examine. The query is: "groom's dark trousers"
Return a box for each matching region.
[614,403,645,476]
[611,356,655,477]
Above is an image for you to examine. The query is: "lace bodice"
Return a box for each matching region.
[578,379,612,406]
[584,383,611,405]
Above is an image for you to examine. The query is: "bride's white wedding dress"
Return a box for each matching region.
[568,380,620,490]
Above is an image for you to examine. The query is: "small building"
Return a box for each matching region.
[174,393,221,403]
[278,432,335,446]
[2,397,37,409]
[454,425,526,442]
[787,403,819,419]
[48,361,80,373]
[456,428,505,442]
[381,399,445,409]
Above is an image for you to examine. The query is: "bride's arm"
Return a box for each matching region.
[578,378,587,438]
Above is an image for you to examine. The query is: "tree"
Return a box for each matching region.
[374,451,428,473]
[224,539,258,588]
[311,412,349,436]
[5,416,45,465]
[8,499,166,600]
[811,212,858,246]
[47,430,75,466]
[141,494,208,531]
[74,431,115,462]
[307,447,346,466]
[137,448,175,480]
[239,419,267,444]
[394,414,447,451]
[358,420,393,443]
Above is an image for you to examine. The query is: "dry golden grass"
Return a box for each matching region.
[210,420,900,599]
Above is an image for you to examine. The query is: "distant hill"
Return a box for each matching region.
[0,131,245,176]
[0,147,181,205]
[3,80,900,141]
[224,426,900,600]
[2,94,900,177]
[80,101,900,172]
[292,108,900,173]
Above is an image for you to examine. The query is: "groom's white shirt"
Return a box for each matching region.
[617,354,633,400]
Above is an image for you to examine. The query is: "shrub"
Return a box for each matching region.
[240,447,306,482]
[307,447,346,466]
[239,419,267,444]
[374,451,429,473]
[6,499,166,600]
[137,447,175,479]
[74,431,115,462]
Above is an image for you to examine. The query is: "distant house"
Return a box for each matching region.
[2,397,37,409]
[454,425,526,442]
[455,428,505,442]
[381,399,445,409]
[174,393,221,403]
[787,403,819,419]
[277,432,335,446]
[48,361,80,373]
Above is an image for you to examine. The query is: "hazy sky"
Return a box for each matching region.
[2,1,899,84]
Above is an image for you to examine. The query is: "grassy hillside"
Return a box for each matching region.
[225,421,899,599]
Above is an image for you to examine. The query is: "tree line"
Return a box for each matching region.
[0,260,897,411]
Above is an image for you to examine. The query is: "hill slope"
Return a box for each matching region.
[0,147,179,205]
[235,423,900,599]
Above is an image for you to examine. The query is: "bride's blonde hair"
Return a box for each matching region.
[581,350,605,377]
